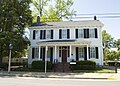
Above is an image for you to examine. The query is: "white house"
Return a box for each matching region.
[28,16,104,67]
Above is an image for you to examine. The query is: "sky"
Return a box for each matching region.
[72,0,120,40]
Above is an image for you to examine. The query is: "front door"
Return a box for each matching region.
[62,47,67,63]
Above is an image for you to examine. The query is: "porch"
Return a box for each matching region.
[37,39,91,64]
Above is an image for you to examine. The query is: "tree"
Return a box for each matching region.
[0,0,32,63]
[32,0,50,16]
[55,0,76,20]
[31,0,76,22]
[116,39,120,50]
[0,0,32,33]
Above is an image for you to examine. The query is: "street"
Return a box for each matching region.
[0,77,120,86]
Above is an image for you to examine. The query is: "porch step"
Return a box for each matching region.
[54,63,71,72]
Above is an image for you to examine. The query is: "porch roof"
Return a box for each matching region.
[37,39,91,46]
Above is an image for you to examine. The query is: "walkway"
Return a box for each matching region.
[0,71,120,80]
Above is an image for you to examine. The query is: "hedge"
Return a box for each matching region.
[32,61,53,70]
[0,63,8,70]
[71,60,96,70]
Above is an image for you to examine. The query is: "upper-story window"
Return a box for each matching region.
[76,29,84,38]
[89,29,95,38]
[40,30,53,39]
[33,30,39,40]
[46,30,53,39]
[75,28,98,39]
[40,30,46,39]
[59,29,70,39]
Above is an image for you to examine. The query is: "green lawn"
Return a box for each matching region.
[11,67,115,73]
[72,68,115,73]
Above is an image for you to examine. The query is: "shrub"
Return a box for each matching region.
[0,63,8,70]
[32,61,53,70]
[71,60,96,70]
[11,62,22,66]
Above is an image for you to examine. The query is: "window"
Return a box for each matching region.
[40,30,53,39]
[78,48,84,58]
[62,29,67,39]
[90,47,96,58]
[40,30,46,39]
[32,47,39,59]
[89,29,95,38]
[35,30,39,40]
[78,29,84,38]
[59,29,70,39]
[89,47,99,59]
[46,30,53,39]
[33,30,35,40]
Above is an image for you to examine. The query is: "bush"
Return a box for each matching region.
[11,62,22,66]
[0,63,8,70]
[71,60,96,70]
[32,61,53,70]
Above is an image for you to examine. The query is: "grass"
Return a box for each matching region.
[9,66,115,73]
[72,67,115,73]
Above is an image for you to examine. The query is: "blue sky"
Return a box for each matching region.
[72,0,120,40]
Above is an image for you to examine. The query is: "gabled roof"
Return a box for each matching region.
[30,20,104,29]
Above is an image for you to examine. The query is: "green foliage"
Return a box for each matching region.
[0,31,30,59]
[31,0,76,22]
[32,61,53,70]
[71,60,96,70]
[0,0,32,33]
[0,0,32,63]
[0,63,8,70]
[102,30,111,44]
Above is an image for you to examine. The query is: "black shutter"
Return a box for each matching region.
[84,29,86,38]
[33,30,35,39]
[84,47,87,60]
[32,48,35,59]
[67,29,70,39]
[43,30,46,39]
[88,47,90,59]
[96,47,99,59]
[51,30,53,39]
[40,48,42,59]
[40,30,42,39]
[76,47,78,61]
[50,47,53,62]
[59,29,62,39]
[43,48,45,61]
[87,29,89,38]
[95,28,98,38]
[76,29,78,38]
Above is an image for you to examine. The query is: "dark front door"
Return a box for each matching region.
[62,47,67,63]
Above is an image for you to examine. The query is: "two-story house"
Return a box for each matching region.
[28,16,104,68]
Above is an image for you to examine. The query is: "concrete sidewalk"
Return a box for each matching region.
[0,71,120,80]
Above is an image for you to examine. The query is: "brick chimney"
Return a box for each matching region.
[94,16,97,20]
[37,16,40,23]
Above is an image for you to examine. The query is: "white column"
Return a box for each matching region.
[87,44,89,60]
[70,45,72,62]
[54,45,57,63]
[45,46,48,61]
[39,45,41,60]
[45,45,48,75]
